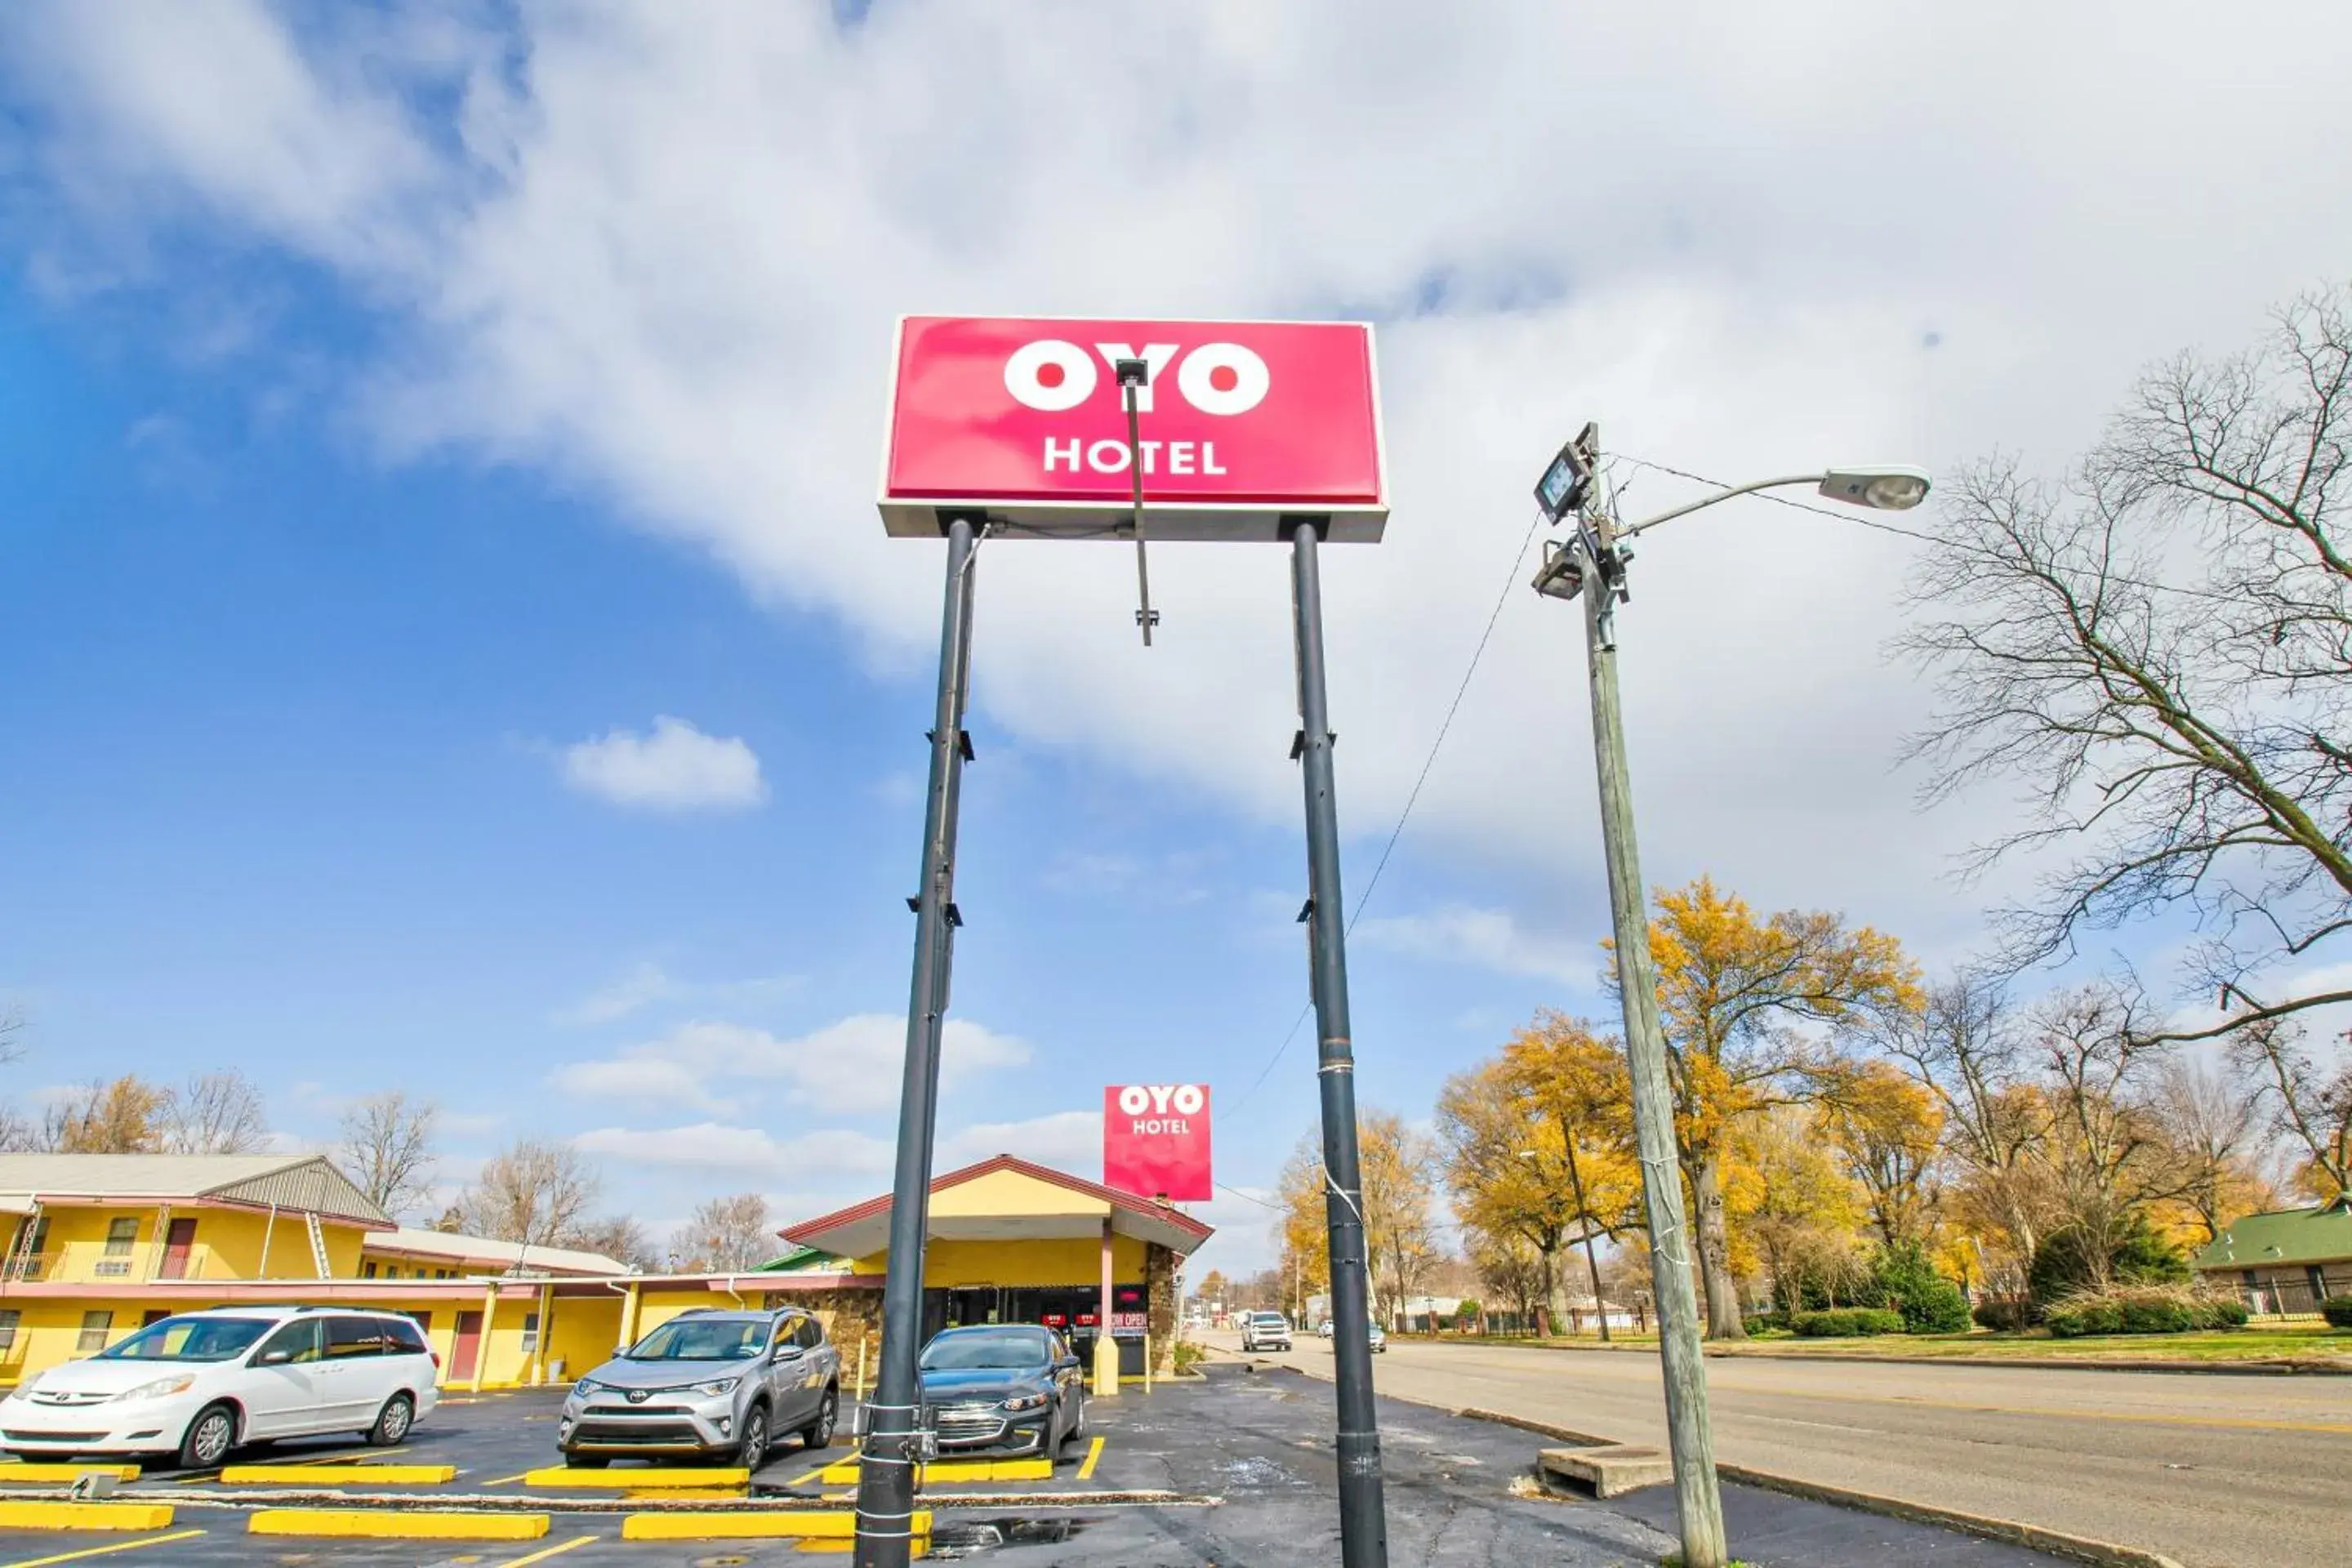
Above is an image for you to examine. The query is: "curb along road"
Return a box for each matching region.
[1463,1408,2188,1568]
[1216,1346,2190,1568]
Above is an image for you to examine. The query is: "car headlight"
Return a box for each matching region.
[1000,1392,1049,1413]
[114,1374,196,1403]
[692,1378,740,1399]
[572,1378,604,1396]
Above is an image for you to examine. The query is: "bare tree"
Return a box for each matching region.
[670,1192,775,1272]
[2031,986,2183,1286]
[457,1139,599,1246]
[1875,976,2059,1279]
[2226,1019,2352,1199]
[158,1072,269,1155]
[564,1214,659,1271]
[335,1091,440,1219]
[1903,286,2352,1043]
[2149,1053,2273,1237]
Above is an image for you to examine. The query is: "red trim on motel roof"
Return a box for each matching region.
[776,1153,1214,1246]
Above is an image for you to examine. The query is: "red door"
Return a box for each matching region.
[158,1218,198,1281]
[450,1311,484,1382]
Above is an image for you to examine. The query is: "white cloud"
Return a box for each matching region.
[940,1110,1102,1173]
[558,961,679,1026]
[11,2,2352,967]
[559,717,766,813]
[550,1013,1031,1116]
[574,1122,893,1179]
[1354,905,1586,987]
[554,961,801,1026]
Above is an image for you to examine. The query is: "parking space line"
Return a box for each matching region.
[1076,1436,1105,1481]
[497,1534,601,1566]
[780,1463,831,1488]
[0,1530,206,1568]
[479,1472,534,1487]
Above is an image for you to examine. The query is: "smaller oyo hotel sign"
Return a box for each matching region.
[880,317,1387,541]
[1102,1082,1213,1202]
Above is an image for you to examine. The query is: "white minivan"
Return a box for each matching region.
[0,1305,439,1468]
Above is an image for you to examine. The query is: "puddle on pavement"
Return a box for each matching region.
[924,1517,1091,1558]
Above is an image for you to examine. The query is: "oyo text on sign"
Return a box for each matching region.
[879,317,1386,543]
[1102,1082,1213,1202]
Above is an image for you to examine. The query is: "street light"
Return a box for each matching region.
[1528,431,1931,1568]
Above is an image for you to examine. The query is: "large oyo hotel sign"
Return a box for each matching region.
[879,316,1387,541]
[1102,1082,1213,1202]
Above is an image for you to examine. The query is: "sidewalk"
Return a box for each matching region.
[948,1361,2082,1567]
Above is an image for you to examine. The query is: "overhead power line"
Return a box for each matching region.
[1232,503,1552,1114]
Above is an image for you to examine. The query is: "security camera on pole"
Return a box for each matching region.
[1527,428,1930,1568]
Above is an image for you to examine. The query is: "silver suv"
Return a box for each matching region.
[1241,1312,1292,1352]
[559,1307,840,1471]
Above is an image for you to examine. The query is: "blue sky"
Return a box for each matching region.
[5,1,2351,1276]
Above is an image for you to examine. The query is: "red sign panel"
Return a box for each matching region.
[1102,1083,1213,1202]
[880,316,1387,542]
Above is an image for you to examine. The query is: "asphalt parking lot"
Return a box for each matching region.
[0,1367,2087,1566]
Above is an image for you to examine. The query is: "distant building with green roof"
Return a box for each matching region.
[2191,1196,2352,1316]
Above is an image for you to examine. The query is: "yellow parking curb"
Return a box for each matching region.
[815,1457,1052,1485]
[247,1509,550,1541]
[523,1466,749,1489]
[620,1509,930,1541]
[218,1463,457,1486]
[0,1468,141,1486]
[0,1503,174,1533]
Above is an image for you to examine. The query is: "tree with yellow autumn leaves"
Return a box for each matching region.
[1435,1013,1641,1337]
[1624,877,1923,1339]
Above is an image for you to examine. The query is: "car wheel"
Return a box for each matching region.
[800,1385,837,1451]
[365,1392,415,1446]
[1062,1391,1087,1449]
[176,1402,238,1470]
[734,1403,769,1472]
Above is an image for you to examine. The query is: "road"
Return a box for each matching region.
[1204,1330,2352,1568]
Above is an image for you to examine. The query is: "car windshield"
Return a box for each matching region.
[624,1318,767,1361]
[920,1330,1049,1371]
[97,1316,274,1362]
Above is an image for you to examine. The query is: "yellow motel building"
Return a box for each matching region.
[0,1151,1209,1396]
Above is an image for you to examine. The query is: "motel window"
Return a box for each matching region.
[362,1261,378,1279]
[0,1310,18,1351]
[104,1218,139,1257]
[519,1312,541,1353]
[78,1311,114,1353]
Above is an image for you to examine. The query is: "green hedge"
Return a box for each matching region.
[1791,1307,1905,1338]
[2322,1295,2352,1329]
[1971,1298,2035,1331]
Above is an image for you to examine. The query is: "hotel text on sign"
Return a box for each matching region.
[879,317,1387,542]
[1102,1083,1213,1202]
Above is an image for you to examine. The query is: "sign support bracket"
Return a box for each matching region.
[1116,358,1160,646]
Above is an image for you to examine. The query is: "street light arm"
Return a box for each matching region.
[1617,474,1827,538]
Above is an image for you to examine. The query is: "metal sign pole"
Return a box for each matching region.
[1288,518,1391,1568]
[854,515,980,1568]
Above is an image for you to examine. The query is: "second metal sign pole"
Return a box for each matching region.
[1288,517,1391,1568]
[854,514,979,1568]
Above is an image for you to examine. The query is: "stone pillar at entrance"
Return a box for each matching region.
[1093,1218,1119,1397]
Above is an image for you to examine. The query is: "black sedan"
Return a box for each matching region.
[917,1325,1089,1457]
